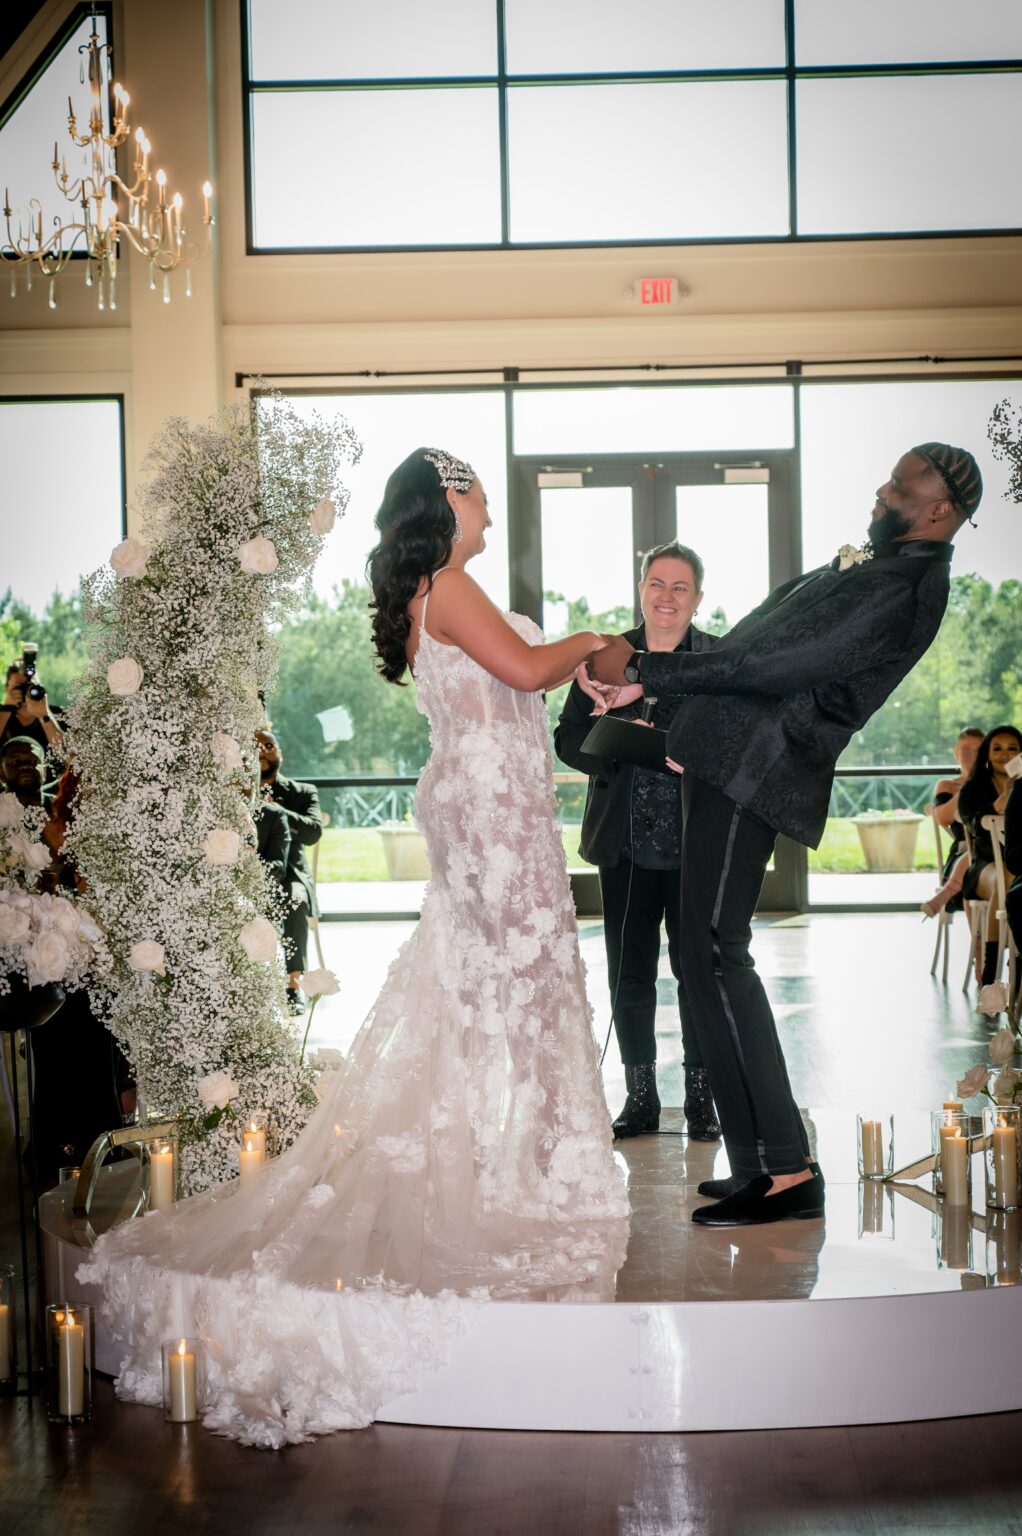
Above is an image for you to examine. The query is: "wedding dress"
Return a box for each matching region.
[79,589,630,1447]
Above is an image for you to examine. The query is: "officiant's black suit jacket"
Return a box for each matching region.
[555,622,717,867]
[639,542,954,849]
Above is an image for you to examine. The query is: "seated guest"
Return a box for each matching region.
[256,729,323,1012]
[0,659,65,759]
[0,734,50,809]
[1004,777,1022,979]
[921,726,984,917]
[555,541,720,1141]
[957,724,1022,986]
[236,774,291,896]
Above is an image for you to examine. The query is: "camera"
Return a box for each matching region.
[21,642,37,681]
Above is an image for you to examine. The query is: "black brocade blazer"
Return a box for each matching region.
[639,542,954,849]
[554,622,718,868]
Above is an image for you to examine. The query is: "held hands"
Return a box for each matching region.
[588,633,634,685]
[574,665,643,717]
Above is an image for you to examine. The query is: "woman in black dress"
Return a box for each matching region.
[957,723,1022,985]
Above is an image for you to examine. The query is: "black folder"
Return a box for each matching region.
[580,715,673,776]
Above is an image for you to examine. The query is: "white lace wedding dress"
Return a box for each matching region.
[79,597,630,1447]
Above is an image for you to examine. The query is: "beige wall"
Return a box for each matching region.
[2,0,1021,517]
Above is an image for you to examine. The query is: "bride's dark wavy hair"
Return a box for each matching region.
[367,448,462,684]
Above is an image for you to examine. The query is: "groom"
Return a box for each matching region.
[589,443,983,1226]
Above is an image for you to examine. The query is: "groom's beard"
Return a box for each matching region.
[869,500,913,545]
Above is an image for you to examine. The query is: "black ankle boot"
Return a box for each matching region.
[612,1064,660,1139]
[683,1067,721,1142]
[981,941,1001,986]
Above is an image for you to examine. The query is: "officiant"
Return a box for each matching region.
[555,541,720,1143]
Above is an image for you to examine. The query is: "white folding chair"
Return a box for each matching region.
[308,812,329,971]
[984,813,1018,1022]
[924,802,953,984]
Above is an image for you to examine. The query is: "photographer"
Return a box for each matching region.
[256,728,323,1011]
[1,646,66,759]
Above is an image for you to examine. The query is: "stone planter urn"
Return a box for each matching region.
[852,812,925,873]
[378,824,431,881]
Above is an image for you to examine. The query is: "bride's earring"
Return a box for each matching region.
[452,513,463,544]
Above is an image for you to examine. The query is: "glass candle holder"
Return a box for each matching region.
[46,1302,92,1424]
[241,1112,269,1159]
[985,1209,1021,1286]
[931,1110,972,1201]
[58,1165,81,1186]
[936,1203,973,1272]
[983,1105,1022,1212]
[146,1136,178,1212]
[161,1336,206,1423]
[856,1114,893,1180]
[0,1265,16,1394]
[858,1178,895,1240]
[238,1126,267,1185]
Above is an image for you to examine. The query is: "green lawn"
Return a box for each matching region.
[314,819,936,882]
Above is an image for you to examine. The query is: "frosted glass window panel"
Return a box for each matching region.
[514,386,794,454]
[508,81,788,241]
[1,400,123,612]
[247,0,497,80]
[251,89,500,247]
[0,15,111,256]
[283,391,509,608]
[797,74,1022,234]
[540,487,635,634]
[504,0,785,73]
[796,0,1022,65]
[674,485,770,631]
[799,380,1018,587]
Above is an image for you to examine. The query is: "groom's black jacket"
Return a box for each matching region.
[638,541,954,849]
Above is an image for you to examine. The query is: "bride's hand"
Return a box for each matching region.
[574,663,616,715]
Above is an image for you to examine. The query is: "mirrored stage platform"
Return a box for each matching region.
[40,1109,1022,1433]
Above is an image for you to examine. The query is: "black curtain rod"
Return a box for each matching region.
[237,354,1022,388]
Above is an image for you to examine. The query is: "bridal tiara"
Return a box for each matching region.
[424,449,475,494]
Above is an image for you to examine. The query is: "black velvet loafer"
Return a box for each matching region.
[697,1161,823,1202]
[691,1170,825,1227]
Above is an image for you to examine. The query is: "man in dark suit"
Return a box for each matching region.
[589,442,983,1226]
[556,541,720,1143]
[257,729,324,1009]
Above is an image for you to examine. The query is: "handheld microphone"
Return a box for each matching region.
[640,695,658,724]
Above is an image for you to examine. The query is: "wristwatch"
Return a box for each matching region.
[623,652,644,685]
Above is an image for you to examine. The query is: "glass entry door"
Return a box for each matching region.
[512,451,805,912]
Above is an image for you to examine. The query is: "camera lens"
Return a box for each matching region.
[27,683,45,701]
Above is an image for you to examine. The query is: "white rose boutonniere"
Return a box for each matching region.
[238,915,279,962]
[201,827,242,866]
[128,938,166,975]
[110,537,149,579]
[837,543,873,572]
[211,731,245,773]
[107,656,144,696]
[310,498,337,534]
[237,536,279,575]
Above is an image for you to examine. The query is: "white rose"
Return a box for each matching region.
[201,828,241,866]
[211,732,245,772]
[74,910,102,943]
[237,536,278,575]
[993,1066,1022,1103]
[0,904,31,943]
[28,929,70,982]
[956,1063,990,1099]
[978,982,1009,1020]
[9,833,50,873]
[48,898,81,934]
[110,537,149,579]
[310,498,337,534]
[128,938,166,975]
[837,544,858,572]
[238,915,278,963]
[197,1070,240,1111]
[107,656,144,696]
[988,1026,1018,1065]
[299,968,340,998]
[0,793,23,829]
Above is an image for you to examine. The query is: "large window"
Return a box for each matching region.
[244,0,1022,249]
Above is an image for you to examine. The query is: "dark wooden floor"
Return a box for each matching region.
[3,913,1020,1536]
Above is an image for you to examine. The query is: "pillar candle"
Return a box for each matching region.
[149,1144,175,1211]
[57,1310,85,1417]
[244,1122,266,1158]
[168,1339,197,1422]
[942,1130,969,1206]
[994,1211,1021,1285]
[0,1302,10,1379]
[860,1120,884,1177]
[993,1120,1020,1209]
[238,1136,264,1185]
[943,1100,964,1114]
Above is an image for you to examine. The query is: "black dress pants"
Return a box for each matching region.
[678,774,810,1180]
[599,858,703,1070]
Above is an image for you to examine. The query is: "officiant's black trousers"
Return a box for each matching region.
[678,774,810,1180]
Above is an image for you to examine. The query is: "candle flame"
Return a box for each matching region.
[246,1138,253,1153]
[335,1278,343,1291]
[178,1338,187,1357]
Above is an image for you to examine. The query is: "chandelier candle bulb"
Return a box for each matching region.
[942,1129,970,1206]
[149,1142,175,1210]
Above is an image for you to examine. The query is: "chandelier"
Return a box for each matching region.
[1,18,213,311]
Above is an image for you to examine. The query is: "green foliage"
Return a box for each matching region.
[0,586,89,711]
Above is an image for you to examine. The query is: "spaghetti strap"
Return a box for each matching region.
[421,565,454,640]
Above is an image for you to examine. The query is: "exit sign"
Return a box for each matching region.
[625,277,686,310]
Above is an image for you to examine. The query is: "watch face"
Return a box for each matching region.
[624,661,640,684]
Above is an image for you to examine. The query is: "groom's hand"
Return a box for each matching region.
[588,634,634,685]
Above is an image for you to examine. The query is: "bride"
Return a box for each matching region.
[80,447,629,1448]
